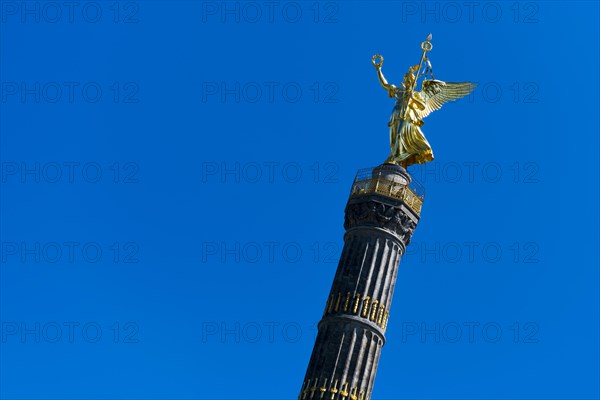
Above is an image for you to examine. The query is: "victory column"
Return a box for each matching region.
[297,35,476,400]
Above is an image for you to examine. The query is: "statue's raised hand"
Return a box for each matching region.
[372,54,384,69]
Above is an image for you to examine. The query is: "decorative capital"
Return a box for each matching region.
[344,199,417,245]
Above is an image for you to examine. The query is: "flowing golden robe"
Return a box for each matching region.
[387,89,433,167]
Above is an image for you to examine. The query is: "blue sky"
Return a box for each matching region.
[1,1,598,399]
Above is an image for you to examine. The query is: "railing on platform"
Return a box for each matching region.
[350,167,425,216]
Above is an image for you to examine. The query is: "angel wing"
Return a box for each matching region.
[415,80,477,119]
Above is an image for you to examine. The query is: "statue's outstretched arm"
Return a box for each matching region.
[376,66,390,90]
[372,55,396,97]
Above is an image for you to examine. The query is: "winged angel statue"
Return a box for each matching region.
[372,35,476,167]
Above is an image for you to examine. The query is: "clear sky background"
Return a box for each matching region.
[1,1,598,399]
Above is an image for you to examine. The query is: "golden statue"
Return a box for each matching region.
[372,34,476,167]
